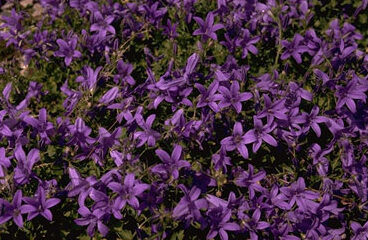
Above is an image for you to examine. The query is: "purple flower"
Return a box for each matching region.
[88,188,122,220]
[99,87,119,105]
[67,117,95,150]
[206,206,240,240]
[90,127,121,166]
[107,173,149,210]
[90,11,115,38]
[193,12,224,41]
[234,164,266,198]
[114,60,135,85]
[309,144,332,176]
[151,145,191,180]
[172,185,208,223]
[195,80,222,112]
[281,34,308,64]
[243,117,277,153]
[211,148,232,172]
[23,108,54,145]
[335,77,367,113]
[221,122,250,159]
[236,29,260,59]
[350,221,368,240]
[0,9,23,32]
[218,81,253,113]
[257,94,288,124]
[67,167,97,206]
[60,80,82,114]
[288,82,313,102]
[138,2,167,27]
[21,186,60,221]
[54,37,82,66]
[292,106,327,137]
[163,19,178,39]
[74,206,109,237]
[13,145,40,185]
[0,190,27,228]
[280,177,319,212]
[240,209,270,239]
[134,114,160,147]
[0,147,11,184]
[75,65,102,91]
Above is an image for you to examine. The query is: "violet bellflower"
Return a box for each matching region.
[0,190,26,228]
[0,147,11,185]
[218,80,253,113]
[88,188,122,220]
[211,148,232,173]
[221,122,250,159]
[212,193,246,215]
[206,206,240,240]
[90,127,122,166]
[193,11,224,41]
[243,116,277,153]
[257,94,288,124]
[163,19,178,39]
[90,11,115,38]
[151,145,191,180]
[195,80,222,112]
[0,9,23,32]
[21,186,60,221]
[99,87,120,105]
[67,117,95,150]
[292,106,327,137]
[172,185,208,223]
[74,206,109,237]
[0,9,28,48]
[240,208,270,240]
[236,29,260,59]
[13,144,40,185]
[350,221,368,240]
[138,2,167,27]
[107,173,149,210]
[54,37,82,66]
[114,60,135,85]
[234,164,266,199]
[309,144,332,177]
[134,114,160,147]
[281,33,308,64]
[335,77,367,113]
[75,65,102,91]
[67,167,98,207]
[280,177,320,212]
[23,108,54,145]
[60,80,82,114]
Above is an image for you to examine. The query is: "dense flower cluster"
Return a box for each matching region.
[1,0,368,239]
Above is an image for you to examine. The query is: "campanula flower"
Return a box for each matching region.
[0,190,27,228]
[221,122,251,159]
[54,37,82,66]
[193,12,224,41]
[134,114,161,147]
[218,81,253,113]
[172,185,208,223]
[243,117,277,153]
[281,34,308,64]
[13,145,40,185]
[107,173,149,210]
[21,186,60,221]
[151,145,191,180]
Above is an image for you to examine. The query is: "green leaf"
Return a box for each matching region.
[170,230,184,240]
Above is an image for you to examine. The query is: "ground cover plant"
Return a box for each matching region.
[1,0,368,239]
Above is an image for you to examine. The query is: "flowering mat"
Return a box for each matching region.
[1,0,368,239]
